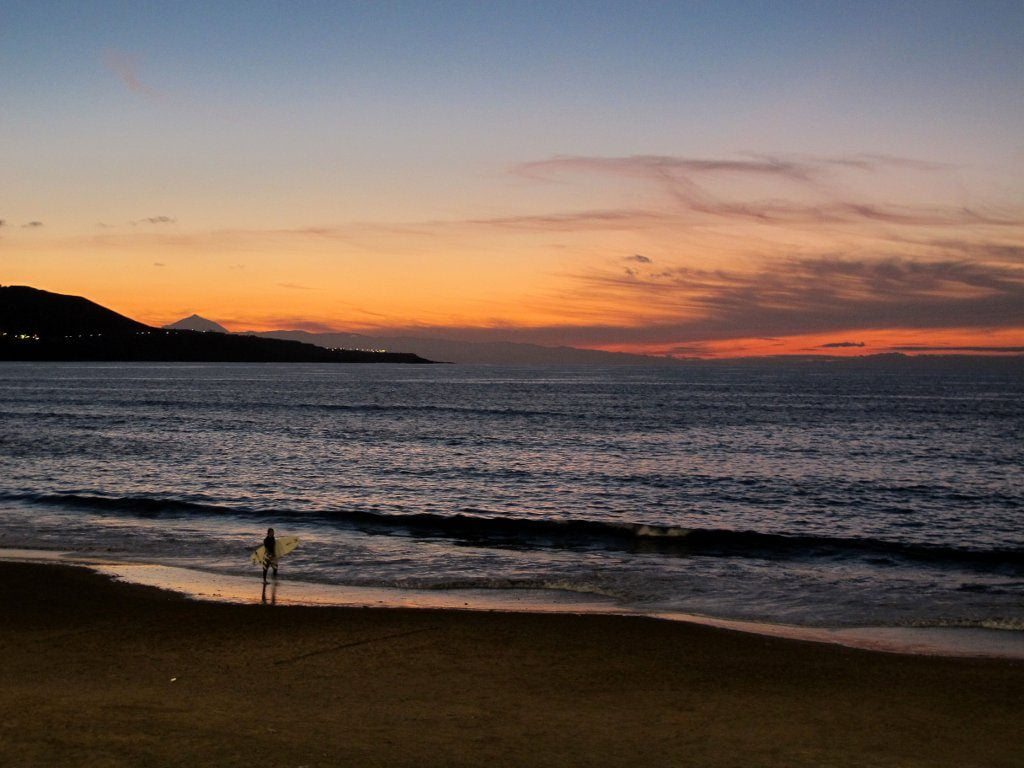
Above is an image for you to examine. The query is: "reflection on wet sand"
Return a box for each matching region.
[261,580,277,605]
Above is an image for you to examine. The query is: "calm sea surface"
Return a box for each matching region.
[1,362,1021,630]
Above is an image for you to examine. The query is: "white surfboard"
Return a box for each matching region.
[251,535,299,565]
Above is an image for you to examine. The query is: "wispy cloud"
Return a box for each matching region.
[101,49,244,121]
[572,256,1024,339]
[277,283,314,290]
[267,319,341,333]
[905,238,1024,264]
[21,221,43,228]
[467,209,670,231]
[230,314,380,333]
[511,154,1021,228]
[103,50,164,98]
[132,216,176,225]
[817,341,866,348]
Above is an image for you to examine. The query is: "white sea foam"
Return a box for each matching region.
[632,524,691,537]
[911,617,1024,632]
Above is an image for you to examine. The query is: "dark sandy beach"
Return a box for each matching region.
[3,562,1021,768]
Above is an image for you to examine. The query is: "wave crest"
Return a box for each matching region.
[4,491,1021,571]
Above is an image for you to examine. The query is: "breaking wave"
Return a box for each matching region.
[4,491,1022,571]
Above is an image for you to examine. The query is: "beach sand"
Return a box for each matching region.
[3,562,1021,767]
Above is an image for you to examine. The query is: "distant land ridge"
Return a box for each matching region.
[247,329,683,365]
[159,313,679,364]
[161,313,1022,369]
[0,286,432,364]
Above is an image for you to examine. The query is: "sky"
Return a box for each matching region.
[2,0,1023,357]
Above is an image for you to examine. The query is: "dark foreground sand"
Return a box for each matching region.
[3,563,1022,768]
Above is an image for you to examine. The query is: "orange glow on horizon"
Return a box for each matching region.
[4,150,1021,360]
[595,328,1024,359]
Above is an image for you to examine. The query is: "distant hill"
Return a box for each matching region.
[0,285,149,336]
[244,329,682,365]
[0,286,433,364]
[164,314,229,333]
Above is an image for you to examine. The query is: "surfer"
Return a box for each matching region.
[262,527,278,583]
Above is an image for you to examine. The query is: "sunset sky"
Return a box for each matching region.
[2,1,1022,357]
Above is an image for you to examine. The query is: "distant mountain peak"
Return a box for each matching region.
[164,314,229,334]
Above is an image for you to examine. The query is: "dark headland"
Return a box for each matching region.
[0,286,433,363]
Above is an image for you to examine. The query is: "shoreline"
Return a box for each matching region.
[3,559,1022,767]
[4,547,1022,660]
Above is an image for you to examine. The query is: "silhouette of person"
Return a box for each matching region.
[262,527,278,583]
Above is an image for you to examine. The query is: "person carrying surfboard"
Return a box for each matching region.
[262,527,278,583]
[251,531,299,581]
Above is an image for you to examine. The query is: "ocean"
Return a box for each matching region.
[2,362,1021,650]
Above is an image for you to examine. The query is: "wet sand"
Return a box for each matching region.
[3,562,1022,767]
